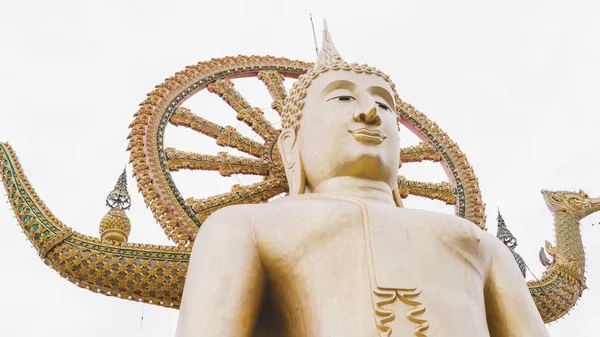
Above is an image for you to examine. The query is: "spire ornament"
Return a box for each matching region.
[99,168,132,242]
[314,20,344,69]
[106,167,131,210]
[496,210,527,277]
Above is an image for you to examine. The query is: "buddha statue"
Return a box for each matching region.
[175,24,549,337]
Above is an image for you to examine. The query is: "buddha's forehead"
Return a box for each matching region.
[308,70,394,96]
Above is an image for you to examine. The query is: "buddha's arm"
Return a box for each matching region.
[175,208,265,337]
[483,234,549,337]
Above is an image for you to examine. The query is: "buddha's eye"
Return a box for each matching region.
[327,95,356,102]
[377,102,391,111]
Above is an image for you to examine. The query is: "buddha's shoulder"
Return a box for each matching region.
[202,203,270,224]
[394,207,473,227]
[203,196,356,231]
[224,196,346,215]
[399,208,498,243]
[207,197,327,217]
[402,208,503,257]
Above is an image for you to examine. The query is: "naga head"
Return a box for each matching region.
[541,189,600,219]
[278,21,403,206]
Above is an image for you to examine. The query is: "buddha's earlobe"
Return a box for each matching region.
[392,185,404,207]
[395,133,403,206]
[277,129,306,195]
[291,152,306,195]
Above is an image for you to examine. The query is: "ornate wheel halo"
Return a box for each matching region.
[128,56,486,246]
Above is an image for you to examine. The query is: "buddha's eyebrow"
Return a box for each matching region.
[321,80,356,96]
[368,86,395,110]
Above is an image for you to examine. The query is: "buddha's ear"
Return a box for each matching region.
[277,128,306,195]
[392,184,404,207]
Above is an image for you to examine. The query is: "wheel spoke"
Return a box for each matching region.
[257,70,287,115]
[400,142,441,164]
[236,107,278,140]
[170,107,263,157]
[186,178,286,222]
[208,79,278,140]
[207,78,251,111]
[398,176,456,205]
[165,148,269,176]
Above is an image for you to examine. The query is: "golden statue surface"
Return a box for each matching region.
[1,22,598,337]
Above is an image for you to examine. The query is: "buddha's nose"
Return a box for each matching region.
[353,106,381,126]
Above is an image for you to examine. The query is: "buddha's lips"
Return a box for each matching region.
[348,128,387,145]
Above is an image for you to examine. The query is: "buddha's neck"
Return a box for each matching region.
[311,177,395,205]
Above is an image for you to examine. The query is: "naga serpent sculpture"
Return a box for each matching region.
[0,56,597,323]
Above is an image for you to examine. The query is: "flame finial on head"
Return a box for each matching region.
[314,20,344,69]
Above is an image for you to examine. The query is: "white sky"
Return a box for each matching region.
[0,0,599,336]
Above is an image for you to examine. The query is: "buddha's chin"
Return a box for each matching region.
[333,151,396,182]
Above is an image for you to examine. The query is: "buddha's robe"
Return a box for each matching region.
[177,195,548,337]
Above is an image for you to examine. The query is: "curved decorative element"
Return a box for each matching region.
[373,288,397,336]
[397,288,430,337]
[0,143,190,308]
[526,189,600,322]
[372,287,430,337]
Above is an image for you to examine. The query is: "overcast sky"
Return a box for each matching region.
[0,0,599,336]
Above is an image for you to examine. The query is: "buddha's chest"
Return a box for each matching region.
[255,199,486,294]
[254,199,489,336]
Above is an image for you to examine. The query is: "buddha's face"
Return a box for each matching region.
[292,70,400,191]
